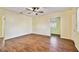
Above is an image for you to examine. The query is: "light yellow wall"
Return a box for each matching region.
[0,16,2,36]
[61,9,73,39]
[0,8,32,39]
[76,33,79,50]
[32,16,50,36]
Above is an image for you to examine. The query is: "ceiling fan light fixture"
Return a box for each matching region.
[36,13,38,15]
[22,7,44,15]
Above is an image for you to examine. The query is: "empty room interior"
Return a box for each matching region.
[0,7,79,52]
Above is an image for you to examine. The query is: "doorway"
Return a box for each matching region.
[50,17,61,36]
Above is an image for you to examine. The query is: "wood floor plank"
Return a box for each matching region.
[0,34,78,52]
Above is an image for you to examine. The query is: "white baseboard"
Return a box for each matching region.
[4,33,32,40]
[32,32,50,36]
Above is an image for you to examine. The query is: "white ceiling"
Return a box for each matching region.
[3,7,72,16]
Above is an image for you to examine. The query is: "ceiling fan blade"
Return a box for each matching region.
[27,12,32,14]
[25,8,32,11]
[27,11,33,14]
[38,11,44,13]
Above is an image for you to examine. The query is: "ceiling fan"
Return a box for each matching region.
[20,7,44,15]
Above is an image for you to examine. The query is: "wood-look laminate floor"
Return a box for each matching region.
[50,35,78,52]
[1,34,78,52]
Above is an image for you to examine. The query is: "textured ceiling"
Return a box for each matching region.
[3,7,72,16]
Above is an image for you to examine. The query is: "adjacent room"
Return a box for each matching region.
[0,7,79,52]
